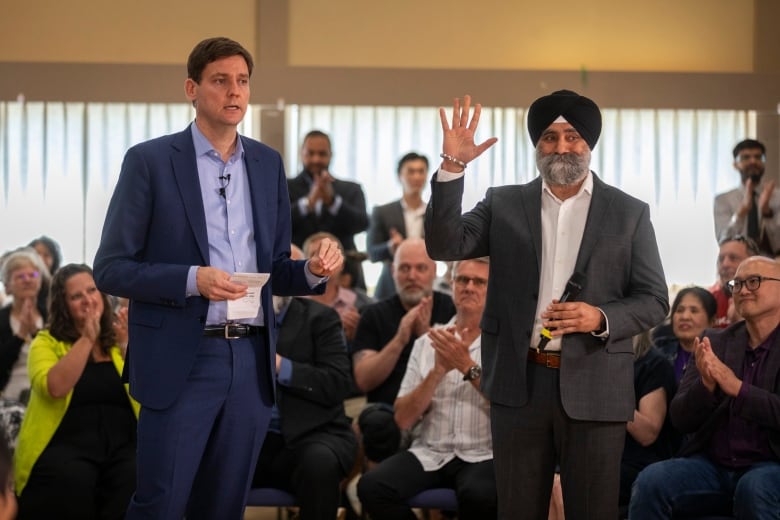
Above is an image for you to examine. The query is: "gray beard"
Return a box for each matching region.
[536,148,591,186]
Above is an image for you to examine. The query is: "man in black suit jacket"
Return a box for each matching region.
[252,294,358,520]
[288,130,369,289]
[425,92,669,519]
[630,256,780,519]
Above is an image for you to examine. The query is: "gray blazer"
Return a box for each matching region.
[424,172,669,421]
[367,200,406,300]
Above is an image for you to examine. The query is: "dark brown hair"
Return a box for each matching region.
[187,37,254,84]
[47,264,115,353]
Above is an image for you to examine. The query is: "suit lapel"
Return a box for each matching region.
[519,178,543,271]
[277,299,304,358]
[391,201,407,237]
[171,128,209,263]
[242,137,272,272]
[574,173,612,274]
[756,325,780,391]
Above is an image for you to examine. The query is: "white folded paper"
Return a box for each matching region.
[226,272,270,320]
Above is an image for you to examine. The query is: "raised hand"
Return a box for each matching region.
[438,95,498,171]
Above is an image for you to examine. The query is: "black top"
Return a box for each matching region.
[0,301,47,393]
[352,291,455,405]
[623,347,679,469]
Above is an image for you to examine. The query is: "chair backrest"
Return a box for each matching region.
[406,488,458,511]
[246,487,296,507]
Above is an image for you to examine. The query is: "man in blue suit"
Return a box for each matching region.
[93,37,343,519]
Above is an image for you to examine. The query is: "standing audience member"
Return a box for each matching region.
[14,264,139,519]
[288,130,370,289]
[620,331,678,510]
[654,287,717,383]
[359,258,496,520]
[425,92,668,519]
[367,152,429,300]
[714,139,780,255]
[0,249,49,403]
[352,238,455,464]
[709,235,759,328]
[93,37,341,519]
[630,256,780,519]
[252,284,357,520]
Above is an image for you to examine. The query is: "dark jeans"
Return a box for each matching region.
[358,450,497,520]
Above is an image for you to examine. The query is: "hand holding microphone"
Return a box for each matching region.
[539,272,586,352]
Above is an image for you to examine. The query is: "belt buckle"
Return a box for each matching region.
[546,355,555,368]
[224,324,240,339]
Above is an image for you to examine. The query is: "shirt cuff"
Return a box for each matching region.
[304,260,328,287]
[186,266,200,297]
[436,168,465,182]
[590,308,610,338]
[277,357,293,385]
[327,194,343,215]
[297,197,310,216]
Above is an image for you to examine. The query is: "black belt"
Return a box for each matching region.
[203,324,264,339]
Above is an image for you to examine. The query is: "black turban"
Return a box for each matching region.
[527,90,602,150]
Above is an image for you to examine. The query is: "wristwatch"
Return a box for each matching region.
[463,364,482,381]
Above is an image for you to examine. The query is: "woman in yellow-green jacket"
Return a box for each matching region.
[14,264,139,519]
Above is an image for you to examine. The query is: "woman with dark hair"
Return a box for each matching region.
[654,286,718,383]
[619,331,678,509]
[14,264,138,519]
[27,236,62,276]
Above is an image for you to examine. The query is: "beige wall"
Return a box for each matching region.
[1,0,756,72]
[288,0,754,72]
[0,0,256,64]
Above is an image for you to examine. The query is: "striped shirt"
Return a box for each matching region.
[397,318,492,471]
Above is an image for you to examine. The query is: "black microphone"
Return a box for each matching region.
[538,271,586,352]
[218,173,231,198]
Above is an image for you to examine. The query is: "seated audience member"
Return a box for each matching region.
[352,238,455,463]
[0,249,49,403]
[0,428,16,520]
[629,256,780,519]
[302,232,373,345]
[654,287,717,383]
[14,264,139,519]
[367,152,429,300]
[252,289,358,520]
[619,331,678,509]
[710,235,759,328]
[28,235,62,312]
[358,258,496,520]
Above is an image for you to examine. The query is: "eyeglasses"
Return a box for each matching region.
[453,275,488,288]
[728,275,780,292]
[12,271,40,283]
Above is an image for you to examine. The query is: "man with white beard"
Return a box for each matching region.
[424,91,669,519]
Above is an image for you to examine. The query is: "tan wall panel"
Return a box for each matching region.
[0,0,256,63]
[289,0,753,72]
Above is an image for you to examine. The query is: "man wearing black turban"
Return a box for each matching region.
[424,93,669,519]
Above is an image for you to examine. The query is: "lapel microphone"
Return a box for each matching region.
[218,174,231,198]
[538,271,586,352]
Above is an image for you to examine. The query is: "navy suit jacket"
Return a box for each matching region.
[671,321,780,459]
[424,172,669,421]
[94,125,319,410]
